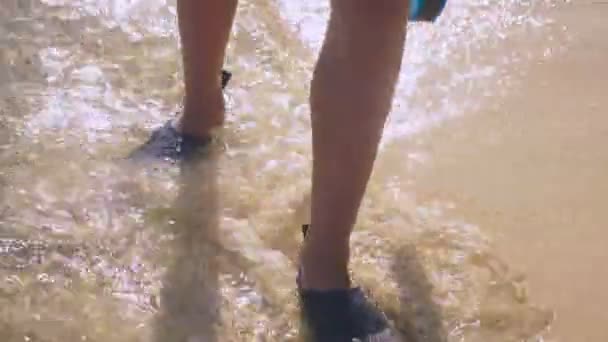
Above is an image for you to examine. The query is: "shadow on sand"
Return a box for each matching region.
[391,245,447,342]
[153,152,222,342]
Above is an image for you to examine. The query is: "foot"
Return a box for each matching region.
[299,287,394,341]
[127,70,232,163]
[297,225,395,341]
[127,120,213,162]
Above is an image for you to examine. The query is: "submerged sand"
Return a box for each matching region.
[0,0,605,341]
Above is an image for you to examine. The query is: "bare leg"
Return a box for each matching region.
[174,0,409,293]
[301,0,409,290]
[175,0,237,138]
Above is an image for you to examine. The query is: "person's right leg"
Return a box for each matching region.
[298,0,409,339]
[301,0,409,290]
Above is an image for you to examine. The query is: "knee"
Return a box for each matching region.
[331,0,410,22]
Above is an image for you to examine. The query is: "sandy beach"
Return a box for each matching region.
[0,0,605,341]
[406,2,608,340]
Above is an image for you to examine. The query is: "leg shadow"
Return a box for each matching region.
[392,245,447,342]
[153,152,222,342]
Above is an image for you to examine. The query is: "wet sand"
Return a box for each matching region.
[406,2,608,341]
[0,0,603,341]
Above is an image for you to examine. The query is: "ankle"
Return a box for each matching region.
[300,239,351,290]
[176,94,225,138]
[176,113,224,138]
[299,265,351,290]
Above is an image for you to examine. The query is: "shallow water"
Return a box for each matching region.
[0,0,579,341]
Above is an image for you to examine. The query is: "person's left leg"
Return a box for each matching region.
[129,0,237,161]
[174,0,238,138]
